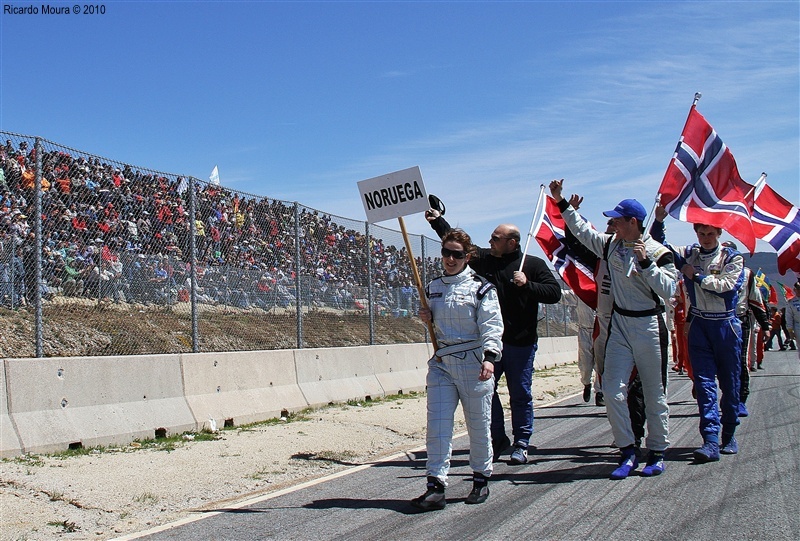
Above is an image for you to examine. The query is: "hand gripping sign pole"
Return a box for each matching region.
[358,166,438,351]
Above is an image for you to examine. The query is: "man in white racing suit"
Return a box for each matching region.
[550,179,677,479]
[411,229,503,511]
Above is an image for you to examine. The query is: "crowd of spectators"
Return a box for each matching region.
[0,138,435,314]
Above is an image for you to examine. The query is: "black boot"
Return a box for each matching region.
[465,472,489,504]
[411,476,446,511]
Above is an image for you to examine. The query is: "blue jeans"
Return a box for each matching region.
[491,343,537,447]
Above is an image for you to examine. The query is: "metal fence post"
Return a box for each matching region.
[34,137,43,357]
[188,177,199,352]
[294,202,303,349]
[366,221,374,344]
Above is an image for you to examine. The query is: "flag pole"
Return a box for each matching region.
[397,216,438,352]
[743,172,767,201]
[642,193,662,241]
[657,92,702,203]
[519,184,546,273]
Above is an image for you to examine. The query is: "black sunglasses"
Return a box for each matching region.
[441,247,466,259]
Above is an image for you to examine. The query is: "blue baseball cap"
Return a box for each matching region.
[603,199,646,222]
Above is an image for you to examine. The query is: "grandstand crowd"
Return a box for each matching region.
[0,138,433,314]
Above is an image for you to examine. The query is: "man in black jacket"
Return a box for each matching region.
[426,209,561,464]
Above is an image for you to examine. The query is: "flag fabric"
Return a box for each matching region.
[776,281,796,302]
[750,181,800,275]
[534,195,598,310]
[658,106,756,253]
[755,269,779,306]
[209,165,220,185]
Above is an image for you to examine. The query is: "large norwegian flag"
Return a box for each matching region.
[751,181,800,275]
[534,195,598,309]
[658,106,757,253]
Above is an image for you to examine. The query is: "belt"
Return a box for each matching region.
[612,303,664,318]
[689,307,736,321]
[435,340,482,360]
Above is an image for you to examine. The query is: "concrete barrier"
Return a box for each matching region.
[3,340,578,455]
[5,355,196,455]
[294,346,386,408]
[371,343,431,396]
[181,350,308,429]
[534,336,579,369]
[0,363,23,458]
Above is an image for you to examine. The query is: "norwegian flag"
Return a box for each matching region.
[658,106,757,253]
[751,181,800,275]
[534,195,598,309]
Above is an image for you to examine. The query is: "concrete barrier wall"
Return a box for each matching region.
[5,355,196,456]
[294,346,388,408]
[1,337,576,457]
[535,336,579,369]
[371,343,432,396]
[181,350,307,430]
[0,364,22,458]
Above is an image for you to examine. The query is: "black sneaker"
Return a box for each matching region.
[595,392,605,407]
[465,484,489,504]
[583,384,592,402]
[411,477,446,511]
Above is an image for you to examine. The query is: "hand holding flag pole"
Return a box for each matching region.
[627,194,663,277]
[519,184,546,274]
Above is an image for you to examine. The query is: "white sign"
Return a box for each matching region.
[357,166,429,223]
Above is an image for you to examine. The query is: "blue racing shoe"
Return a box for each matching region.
[693,441,720,463]
[720,435,739,455]
[640,451,665,477]
[737,403,749,417]
[610,448,639,480]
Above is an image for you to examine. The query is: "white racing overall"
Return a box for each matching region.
[561,205,677,452]
[425,266,503,485]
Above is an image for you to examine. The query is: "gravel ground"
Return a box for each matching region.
[0,363,582,541]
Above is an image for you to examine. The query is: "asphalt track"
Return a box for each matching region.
[130,350,799,541]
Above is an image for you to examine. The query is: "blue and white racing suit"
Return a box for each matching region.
[672,243,744,443]
[425,266,504,485]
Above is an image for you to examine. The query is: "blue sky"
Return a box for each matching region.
[1,1,798,262]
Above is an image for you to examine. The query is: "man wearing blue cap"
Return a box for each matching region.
[549,180,677,479]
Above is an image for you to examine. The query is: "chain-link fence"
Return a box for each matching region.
[0,131,578,358]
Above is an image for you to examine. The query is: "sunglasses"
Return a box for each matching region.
[441,247,467,259]
[490,234,511,242]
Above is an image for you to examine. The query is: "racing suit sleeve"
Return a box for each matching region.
[557,199,610,258]
[694,253,744,295]
[638,244,678,302]
[650,219,666,244]
[476,287,504,359]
